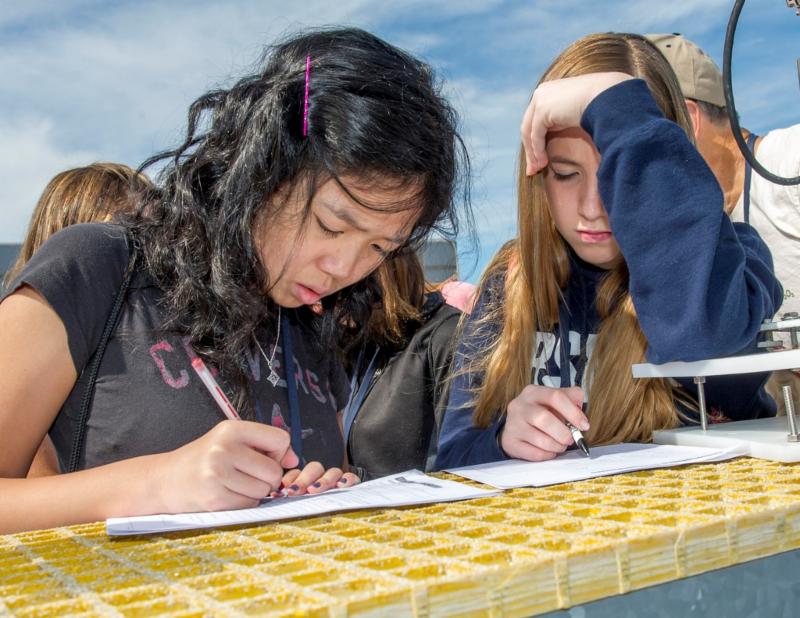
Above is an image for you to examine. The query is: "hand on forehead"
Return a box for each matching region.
[520,72,633,175]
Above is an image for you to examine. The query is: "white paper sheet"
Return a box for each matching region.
[106,470,500,536]
[446,443,747,489]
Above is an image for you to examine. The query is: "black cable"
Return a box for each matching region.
[723,0,800,186]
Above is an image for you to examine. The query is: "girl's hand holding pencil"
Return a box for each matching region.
[190,355,359,507]
[158,420,299,513]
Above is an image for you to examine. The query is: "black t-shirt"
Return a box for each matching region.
[7,223,348,471]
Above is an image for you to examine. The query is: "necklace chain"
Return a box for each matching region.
[254,306,282,385]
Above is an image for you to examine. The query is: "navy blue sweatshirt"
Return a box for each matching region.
[435,79,782,469]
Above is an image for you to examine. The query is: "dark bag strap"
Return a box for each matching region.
[280,310,306,466]
[67,245,139,472]
[743,132,758,224]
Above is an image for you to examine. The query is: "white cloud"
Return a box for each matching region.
[0,0,101,29]
[445,76,530,254]
[0,117,97,238]
[0,0,384,241]
[606,0,729,31]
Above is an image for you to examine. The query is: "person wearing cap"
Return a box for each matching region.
[647,33,800,414]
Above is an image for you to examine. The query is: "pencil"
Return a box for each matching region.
[191,356,241,420]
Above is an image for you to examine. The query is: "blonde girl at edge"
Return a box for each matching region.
[5,163,152,478]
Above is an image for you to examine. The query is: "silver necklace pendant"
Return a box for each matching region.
[256,306,282,388]
[267,365,280,387]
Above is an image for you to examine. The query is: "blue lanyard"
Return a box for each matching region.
[742,132,758,224]
[342,346,380,442]
[280,312,305,465]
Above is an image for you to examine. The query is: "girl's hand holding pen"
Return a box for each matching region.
[157,420,298,514]
[500,385,590,462]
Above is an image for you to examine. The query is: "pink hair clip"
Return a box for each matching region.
[302,55,311,137]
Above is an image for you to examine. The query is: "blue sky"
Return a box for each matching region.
[1,1,797,281]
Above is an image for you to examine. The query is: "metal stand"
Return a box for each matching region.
[635,349,800,462]
[694,376,708,431]
[761,314,800,439]
[790,312,800,349]
[785,385,800,442]
[759,312,800,349]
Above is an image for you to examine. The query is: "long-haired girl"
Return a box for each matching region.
[436,33,779,468]
[0,27,470,532]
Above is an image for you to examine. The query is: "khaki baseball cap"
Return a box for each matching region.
[645,33,726,107]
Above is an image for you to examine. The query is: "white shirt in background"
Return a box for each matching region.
[730,124,800,339]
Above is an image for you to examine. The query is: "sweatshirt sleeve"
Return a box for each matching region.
[581,79,782,364]
[434,278,509,469]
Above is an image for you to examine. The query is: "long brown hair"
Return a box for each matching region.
[365,249,428,347]
[6,162,151,285]
[468,33,696,445]
[338,249,429,371]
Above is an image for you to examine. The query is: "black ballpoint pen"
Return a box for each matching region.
[565,421,591,457]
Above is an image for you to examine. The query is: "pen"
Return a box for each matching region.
[191,356,241,420]
[565,421,590,457]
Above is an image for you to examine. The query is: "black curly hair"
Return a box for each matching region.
[128,27,471,416]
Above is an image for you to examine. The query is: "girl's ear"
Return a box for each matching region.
[684,99,702,141]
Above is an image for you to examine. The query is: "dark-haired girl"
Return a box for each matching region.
[0,27,470,533]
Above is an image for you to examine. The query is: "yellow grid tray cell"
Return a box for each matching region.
[342,588,418,618]
[311,575,403,599]
[394,536,439,551]
[0,566,56,588]
[331,547,380,562]
[204,581,287,603]
[289,568,335,586]
[3,588,76,611]
[356,529,407,544]
[228,598,332,617]
[72,569,155,592]
[242,558,310,577]
[12,597,97,618]
[114,598,203,618]
[358,555,410,571]
[391,562,466,580]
